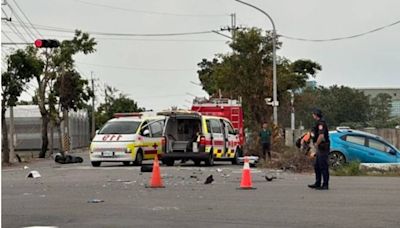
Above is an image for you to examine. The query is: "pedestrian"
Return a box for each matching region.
[259,122,272,161]
[308,108,330,190]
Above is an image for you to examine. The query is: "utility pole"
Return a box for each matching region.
[9,105,15,162]
[230,13,236,38]
[91,72,95,138]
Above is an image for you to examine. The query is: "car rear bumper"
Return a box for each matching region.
[161,152,209,160]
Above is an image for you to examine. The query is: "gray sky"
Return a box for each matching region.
[2,0,400,111]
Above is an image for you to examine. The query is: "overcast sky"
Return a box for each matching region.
[2,0,400,111]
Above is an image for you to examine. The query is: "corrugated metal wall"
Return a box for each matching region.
[5,105,90,151]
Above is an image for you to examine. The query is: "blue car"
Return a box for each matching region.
[329,128,400,167]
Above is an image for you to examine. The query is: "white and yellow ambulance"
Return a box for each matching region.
[158,110,241,166]
[89,113,165,167]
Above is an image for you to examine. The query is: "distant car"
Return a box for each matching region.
[329,128,400,167]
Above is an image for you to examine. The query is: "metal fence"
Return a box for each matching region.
[5,105,90,151]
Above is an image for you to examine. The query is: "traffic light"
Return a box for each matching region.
[34,39,60,48]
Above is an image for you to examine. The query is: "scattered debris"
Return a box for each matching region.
[55,153,83,164]
[265,175,277,182]
[27,170,41,178]
[190,175,197,179]
[216,168,223,173]
[204,175,214,184]
[23,166,29,170]
[39,195,46,198]
[23,193,33,196]
[87,199,104,203]
[107,179,131,183]
[141,165,153,172]
[22,226,58,228]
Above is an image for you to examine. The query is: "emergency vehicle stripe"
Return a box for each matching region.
[145,150,158,155]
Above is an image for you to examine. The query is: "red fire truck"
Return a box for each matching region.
[191,97,245,146]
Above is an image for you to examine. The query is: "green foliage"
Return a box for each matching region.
[197,28,321,133]
[370,93,392,124]
[95,86,144,129]
[331,161,364,176]
[1,48,44,107]
[54,70,92,111]
[295,85,371,128]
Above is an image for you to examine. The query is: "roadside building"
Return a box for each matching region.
[357,88,400,117]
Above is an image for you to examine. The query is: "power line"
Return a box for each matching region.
[1,30,18,48]
[76,61,196,72]
[9,0,43,38]
[11,21,216,37]
[7,4,36,41]
[280,19,400,42]
[73,0,229,17]
[2,29,227,42]
[3,17,29,42]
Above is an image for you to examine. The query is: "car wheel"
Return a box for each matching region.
[231,148,240,165]
[133,151,143,166]
[165,159,174,166]
[204,152,214,166]
[329,151,346,168]
[123,161,131,166]
[91,161,101,167]
[193,160,201,166]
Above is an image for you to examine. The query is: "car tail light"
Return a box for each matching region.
[199,136,206,146]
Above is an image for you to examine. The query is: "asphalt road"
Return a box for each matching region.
[2,152,400,228]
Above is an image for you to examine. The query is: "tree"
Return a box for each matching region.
[95,86,144,129]
[34,30,96,158]
[370,93,392,124]
[197,28,321,133]
[295,85,371,128]
[1,48,44,163]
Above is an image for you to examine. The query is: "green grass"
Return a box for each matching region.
[331,161,400,176]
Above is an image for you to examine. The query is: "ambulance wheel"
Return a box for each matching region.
[165,159,174,166]
[193,160,201,166]
[91,161,101,167]
[133,151,143,166]
[123,161,131,166]
[231,149,240,165]
[204,152,214,166]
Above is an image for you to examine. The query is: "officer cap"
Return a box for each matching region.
[312,108,323,118]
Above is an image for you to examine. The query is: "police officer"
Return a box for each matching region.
[308,108,330,190]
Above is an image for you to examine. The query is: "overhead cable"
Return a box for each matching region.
[280,19,400,42]
[73,0,228,17]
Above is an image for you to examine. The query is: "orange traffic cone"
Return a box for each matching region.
[147,155,165,188]
[238,157,256,190]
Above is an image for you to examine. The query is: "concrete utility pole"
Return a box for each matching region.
[91,72,95,138]
[289,90,295,130]
[9,106,15,162]
[230,13,236,38]
[234,0,279,126]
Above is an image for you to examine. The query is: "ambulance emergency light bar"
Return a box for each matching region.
[113,113,143,118]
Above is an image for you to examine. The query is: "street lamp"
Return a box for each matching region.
[234,0,278,126]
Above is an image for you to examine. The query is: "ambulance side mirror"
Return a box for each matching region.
[95,130,99,134]
[143,129,150,137]
[234,129,239,135]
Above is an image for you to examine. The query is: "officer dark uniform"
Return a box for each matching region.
[308,108,330,190]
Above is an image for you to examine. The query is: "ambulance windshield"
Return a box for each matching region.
[99,121,141,134]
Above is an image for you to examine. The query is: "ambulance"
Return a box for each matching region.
[157,110,241,166]
[89,113,165,167]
